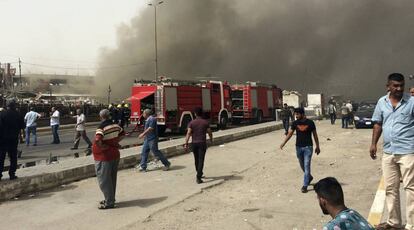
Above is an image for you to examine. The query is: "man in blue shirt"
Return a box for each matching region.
[371,73,414,230]
[315,177,374,230]
[137,109,170,172]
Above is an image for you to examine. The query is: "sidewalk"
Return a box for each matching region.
[0,121,381,230]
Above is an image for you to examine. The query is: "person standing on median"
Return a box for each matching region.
[24,107,41,146]
[370,73,414,230]
[50,107,60,144]
[71,109,92,150]
[340,103,351,129]
[314,177,374,230]
[328,103,337,125]
[92,109,124,209]
[184,107,213,184]
[137,109,171,172]
[280,103,293,135]
[280,107,321,193]
[0,101,25,181]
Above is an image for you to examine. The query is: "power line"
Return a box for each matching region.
[21,60,152,70]
[0,53,97,64]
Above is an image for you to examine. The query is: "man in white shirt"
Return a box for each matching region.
[50,107,60,144]
[345,100,354,126]
[71,109,92,150]
[24,107,41,146]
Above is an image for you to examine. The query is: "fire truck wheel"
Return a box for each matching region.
[180,116,192,134]
[256,111,263,123]
[158,126,166,137]
[219,114,228,130]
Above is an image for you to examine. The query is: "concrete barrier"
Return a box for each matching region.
[0,120,292,201]
[36,122,101,134]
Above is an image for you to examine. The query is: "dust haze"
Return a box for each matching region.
[96,0,414,101]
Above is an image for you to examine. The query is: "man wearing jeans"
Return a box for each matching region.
[280,107,320,193]
[280,103,293,135]
[137,109,171,172]
[370,73,414,230]
[50,107,60,144]
[24,107,41,146]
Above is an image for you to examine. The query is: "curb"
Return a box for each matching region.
[36,122,101,134]
[367,177,386,226]
[0,121,286,201]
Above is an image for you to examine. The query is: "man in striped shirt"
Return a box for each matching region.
[92,109,124,209]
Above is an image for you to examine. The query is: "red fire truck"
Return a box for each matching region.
[230,82,282,124]
[130,79,232,134]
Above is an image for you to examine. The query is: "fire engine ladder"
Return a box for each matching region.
[243,86,249,111]
[154,87,164,115]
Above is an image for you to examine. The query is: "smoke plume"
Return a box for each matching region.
[96,0,414,102]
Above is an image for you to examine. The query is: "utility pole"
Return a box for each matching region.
[148,1,164,82]
[19,58,22,90]
[107,84,111,105]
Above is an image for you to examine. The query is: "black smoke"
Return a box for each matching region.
[96,0,414,101]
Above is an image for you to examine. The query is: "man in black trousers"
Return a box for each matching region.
[184,107,213,184]
[0,101,25,180]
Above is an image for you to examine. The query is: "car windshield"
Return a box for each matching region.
[357,102,376,112]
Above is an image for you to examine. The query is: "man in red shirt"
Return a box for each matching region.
[184,107,213,184]
[92,109,124,209]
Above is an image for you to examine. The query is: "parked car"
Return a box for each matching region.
[354,101,377,129]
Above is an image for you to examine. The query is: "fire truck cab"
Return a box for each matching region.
[231,82,282,124]
[130,79,232,134]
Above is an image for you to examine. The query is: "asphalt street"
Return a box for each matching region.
[12,125,144,166]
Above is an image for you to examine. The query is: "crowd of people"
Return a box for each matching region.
[1,73,413,229]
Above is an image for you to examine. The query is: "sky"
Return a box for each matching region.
[0,0,145,75]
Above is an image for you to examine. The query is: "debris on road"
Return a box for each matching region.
[241,208,260,212]
[184,207,198,212]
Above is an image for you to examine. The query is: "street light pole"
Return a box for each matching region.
[148,1,164,82]
[19,58,22,90]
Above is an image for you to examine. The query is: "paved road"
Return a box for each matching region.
[18,125,141,163]
[0,120,382,229]
[12,123,236,166]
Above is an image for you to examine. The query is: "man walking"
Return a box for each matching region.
[50,107,60,144]
[280,103,293,135]
[280,108,321,193]
[340,103,350,129]
[24,107,41,146]
[184,107,213,184]
[92,109,124,209]
[346,100,354,125]
[71,109,92,150]
[137,109,171,172]
[370,73,414,230]
[0,101,25,180]
[314,177,374,230]
[328,103,337,125]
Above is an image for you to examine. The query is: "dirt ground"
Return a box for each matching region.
[131,120,382,230]
[0,120,382,230]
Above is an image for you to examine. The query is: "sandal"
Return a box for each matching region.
[375,222,402,230]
